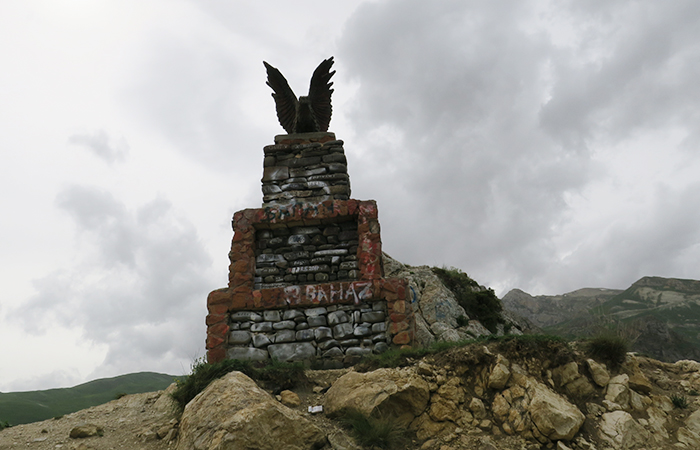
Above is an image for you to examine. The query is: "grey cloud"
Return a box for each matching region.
[551,182,700,292]
[540,1,700,148]
[68,130,129,164]
[13,186,213,376]
[337,0,700,294]
[338,0,590,291]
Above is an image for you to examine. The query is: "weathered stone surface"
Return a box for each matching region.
[605,374,630,409]
[492,376,584,442]
[409,412,457,441]
[333,322,354,340]
[307,315,327,327]
[177,371,326,450]
[273,320,297,330]
[528,382,585,440]
[324,367,430,427]
[345,347,371,357]
[263,310,281,322]
[552,362,580,387]
[585,358,610,387]
[268,342,316,362]
[488,355,511,390]
[253,334,272,348]
[274,329,296,343]
[598,411,649,449]
[279,390,301,407]
[627,373,652,394]
[231,311,263,322]
[283,309,306,321]
[314,327,333,341]
[69,424,104,438]
[229,330,252,345]
[227,347,269,361]
[328,310,349,325]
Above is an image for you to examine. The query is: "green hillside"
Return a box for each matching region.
[0,372,183,426]
[538,276,700,362]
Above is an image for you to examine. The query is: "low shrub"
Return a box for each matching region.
[171,357,307,409]
[340,409,408,450]
[0,420,10,431]
[585,334,629,369]
[456,315,469,327]
[671,394,689,409]
[432,267,504,332]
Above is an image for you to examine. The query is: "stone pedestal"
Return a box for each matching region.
[205,133,414,364]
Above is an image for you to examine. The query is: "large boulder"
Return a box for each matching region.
[383,255,476,345]
[492,375,585,442]
[598,411,649,449]
[323,367,430,427]
[176,371,326,450]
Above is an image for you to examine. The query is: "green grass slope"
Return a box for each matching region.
[542,276,700,362]
[0,372,182,426]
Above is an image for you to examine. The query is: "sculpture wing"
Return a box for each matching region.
[264,61,298,134]
[307,56,335,132]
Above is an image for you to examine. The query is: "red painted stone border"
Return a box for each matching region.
[205,198,414,363]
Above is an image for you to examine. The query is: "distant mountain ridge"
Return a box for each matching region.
[502,276,700,362]
[501,287,622,328]
[0,372,182,426]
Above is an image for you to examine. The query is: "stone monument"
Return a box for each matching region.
[205,58,414,366]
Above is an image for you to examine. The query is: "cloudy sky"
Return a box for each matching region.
[1,0,699,392]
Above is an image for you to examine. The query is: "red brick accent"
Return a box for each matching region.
[206,200,417,362]
[207,347,226,364]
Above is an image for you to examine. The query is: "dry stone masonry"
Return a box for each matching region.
[254,219,359,290]
[261,135,350,207]
[205,132,414,365]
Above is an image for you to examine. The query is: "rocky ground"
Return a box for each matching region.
[3,340,700,450]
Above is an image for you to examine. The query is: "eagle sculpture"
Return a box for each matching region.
[263,57,335,134]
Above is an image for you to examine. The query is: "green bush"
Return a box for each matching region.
[0,420,10,431]
[340,409,407,450]
[456,315,469,327]
[171,357,307,409]
[432,267,504,332]
[585,334,629,369]
[671,394,689,409]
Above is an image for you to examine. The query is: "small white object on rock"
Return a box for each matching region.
[308,405,323,414]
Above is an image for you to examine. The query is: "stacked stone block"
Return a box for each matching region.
[206,277,412,364]
[226,302,390,363]
[261,133,350,207]
[254,220,359,289]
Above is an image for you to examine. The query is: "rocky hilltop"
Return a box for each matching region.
[4,339,700,450]
[503,276,700,363]
[5,264,700,449]
[501,288,621,329]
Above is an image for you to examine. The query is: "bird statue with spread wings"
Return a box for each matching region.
[263,57,335,134]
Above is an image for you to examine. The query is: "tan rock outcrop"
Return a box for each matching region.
[176,371,326,450]
[598,411,649,449]
[323,367,430,427]
[585,358,610,387]
[492,376,585,442]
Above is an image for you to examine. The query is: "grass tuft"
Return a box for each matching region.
[171,357,307,409]
[340,409,407,450]
[671,394,689,409]
[0,420,10,431]
[585,334,629,369]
